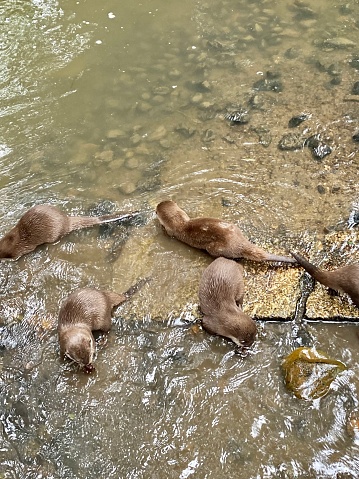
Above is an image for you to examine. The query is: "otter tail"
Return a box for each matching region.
[105,291,127,307]
[107,278,150,307]
[69,211,140,231]
[124,277,150,297]
[290,251,330,286]
[264,253,297,263]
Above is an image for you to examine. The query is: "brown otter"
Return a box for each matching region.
[156,200,295,263]
[291,251,359,307]
[58,287,127,373]
[199,257,257,348]
[0,204,138,259]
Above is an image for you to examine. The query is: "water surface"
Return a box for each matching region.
[0,0,359,477]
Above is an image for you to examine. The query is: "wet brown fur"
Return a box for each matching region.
[0,204,136,259]
[58,287,127,370]
[199,257,257,347]
[156,200,295,263]
[291,252,359,308]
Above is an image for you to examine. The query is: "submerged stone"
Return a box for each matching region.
[253,127,272,147]
[322,37,356,49]
[225,109,250,124]
[288,113,310,128]
[253,78,283,92]
[282,347,347,400]
[305,135,332,160]
[278,132,305,150]
[312,143,332,160]
[349,57,359,70]
[352,82,359,95]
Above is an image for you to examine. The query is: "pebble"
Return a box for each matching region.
[322,37,356,49]
[125,157,140,169]
[95,150,114,162]
[339,3,352,15]
[352,82,359,95]
[248,94,264,109]
[135,145,150,155]
[130,133,142,145]
[284,47,301,59]
[119,182,137,195]
[202,129,215,142]
[168,69,181,79]
[293,5,317,20]
[299,19,317,28]
[225,109,250,124]
[353,131,359,142]
[278,133,305,150]
[148,125,167,141]
[191,93,204,104]
[305,135,332,160]
[200,101,215,110]
[72,143,99,165]
[253,127,272,147]
[108,158,125,170]
[288,113,310,128]
[253,78,283,92]
[152,86,171,96]
[175,124,197,138]
[106,129,126,139]
[221,198,232,207]
[152,95,165,104]
[349,56,359,70]
[137,102,152,112]
[159,139,171,149]
[330,76,342,86]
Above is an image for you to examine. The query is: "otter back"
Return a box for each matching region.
[199,257,257,347]
[58,288,126,332]
[156,200,295,263]
[0,204,138,259]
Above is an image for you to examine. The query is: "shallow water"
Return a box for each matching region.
[0,0,359,477]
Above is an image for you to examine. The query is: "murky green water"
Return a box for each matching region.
[1,0,359,477]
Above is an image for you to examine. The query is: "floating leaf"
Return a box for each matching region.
[282,347,347,400]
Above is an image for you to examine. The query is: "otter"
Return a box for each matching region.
[156,200,295,263]
[0,204,138,259]
[199,257,257,348]
[291,251,359,307]
[58,287,127,373]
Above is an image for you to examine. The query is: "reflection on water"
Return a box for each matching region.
[0,0,359,477]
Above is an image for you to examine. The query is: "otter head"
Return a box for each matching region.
[229,313,257,349]
[0,229,20,259]
[156,200,190,235]
[61,326,96,372]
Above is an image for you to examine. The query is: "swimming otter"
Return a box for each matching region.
[291,251,359,307]
[199,257,257,347]
[156,200,295,263]
[58,287,126,373]
[0,204,138,259]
